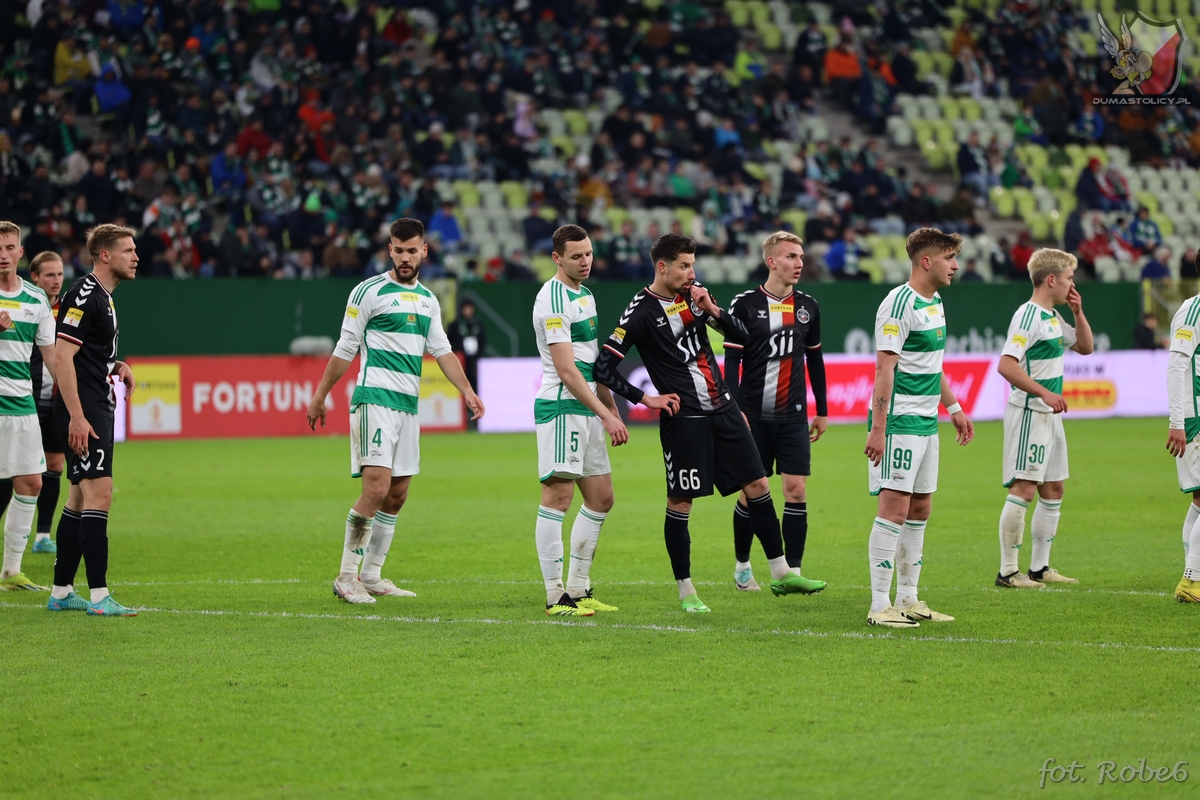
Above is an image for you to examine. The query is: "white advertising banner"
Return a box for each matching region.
[476,351,1170,433]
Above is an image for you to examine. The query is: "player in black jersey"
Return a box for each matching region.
[48,224,138,617]
[28,252,66,552]
[594,233,822,612]
[724,232,828,594]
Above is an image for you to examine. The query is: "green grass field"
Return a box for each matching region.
[1,417,1196,798]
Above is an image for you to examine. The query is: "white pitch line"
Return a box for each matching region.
[102,577,1175,598]
[4,601,1197,654]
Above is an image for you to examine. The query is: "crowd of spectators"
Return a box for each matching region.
[1,1,1197,282]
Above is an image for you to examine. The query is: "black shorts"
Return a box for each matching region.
[748,419,811,477]
[37,406,65,455]
[659,410,766,498]
[55,406,114,485]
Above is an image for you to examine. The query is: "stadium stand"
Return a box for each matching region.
[0,1,1196,284]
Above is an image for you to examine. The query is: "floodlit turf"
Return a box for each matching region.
[1,418,1196,798]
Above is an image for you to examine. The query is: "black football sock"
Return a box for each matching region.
[79,510,110,592]
[733,501,753,563]
[0,479,11,519]
[783,501,809,569]
[746,492,785,560]
[664,509,692,580]
[36,470,62,535]
[52,508,83,587]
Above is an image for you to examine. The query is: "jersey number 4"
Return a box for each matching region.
[372,429,383,447]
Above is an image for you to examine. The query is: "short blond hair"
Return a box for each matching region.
[0,221,20,240]
[29,251,62,274]
[86,224,136,261]
[905,227,962,260]
[761,230,803,262]
[1027,248,1077,287]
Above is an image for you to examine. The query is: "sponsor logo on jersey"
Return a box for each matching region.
[64,308,84,327]
[1048,317,1060,328]
[798,307,810,324]
[1177,328,1193,341]
[400,293,421,302]
[882,323,900,337]
[0,299,20,310]
[757,309,768,318]
[656,317,667,327]
[1012,334,1027,346]
[578,297,591,307]
[665,301,689,316]
[769,303,793,314]
[926,305,941,316]
[544,317,564,330]
[612,326,626,342]
[346,306,359,318]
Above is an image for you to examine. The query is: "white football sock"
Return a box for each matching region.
[1,494,36,577]
[34,533,49,543]
[90,587,110,603]
[1029,498,1062,572]
[677,577,696,599]
[1185,503,1200,556]
[735,560,752,573]
[1186,515,1200,579]
[340,509,373,579]
[536,506,566,605]
[50,585,72,600]
[767,555,791,580]
[567,506,605,599]
[895,519,927,608]
[999,495,1029,576]
[359,510,397,582]
[868,517,901,613]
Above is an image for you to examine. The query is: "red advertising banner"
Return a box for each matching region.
[126,355,465,439]
[621,356,991,425]
[816,358,991,422]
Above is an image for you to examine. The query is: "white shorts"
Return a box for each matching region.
[536,414,611,482]
[350,404,420,478]
[869,432,939,495]
[1177,434,1200,493]
[0,414,46,479]
[1003,404,1068,487]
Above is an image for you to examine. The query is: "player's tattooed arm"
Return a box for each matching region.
[864,350,898,465]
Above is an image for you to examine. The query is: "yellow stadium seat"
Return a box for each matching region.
[532,256,557,281]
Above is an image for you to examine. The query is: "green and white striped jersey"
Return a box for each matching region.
[0,278,55,416]
[533,277,599,423]
[1169,296,1200,439]
[1001,300,1078,413]
[872,283,946,436]
[333,274,452,415]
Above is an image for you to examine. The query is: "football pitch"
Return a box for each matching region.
[1,417,1196,798]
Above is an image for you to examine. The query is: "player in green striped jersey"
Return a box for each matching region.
[994,249,1094,589]
[532,225,632,617]
[864,228,974,628]
[0,221,56,591]
[307,218,485,605]
[1167,254,1200,601]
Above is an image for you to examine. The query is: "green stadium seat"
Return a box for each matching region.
[563,110,589,137]
[760,26,783,50]
[1028,215,1050,241]
[727,1,750,27]
[1154,214,1175,237]
[780,209,806,234]
[958,98,981,121]
[606,206,630,229]
[532,256,557,281]
[675,206,698,232]
[747,1,770,27]
[992,188,1016,218]
[858,258,884,283]
[1135,191,1160,213]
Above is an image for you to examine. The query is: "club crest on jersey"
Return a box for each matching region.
[665,301,689,316]
[797,307,810,324]
[64,308,84,327]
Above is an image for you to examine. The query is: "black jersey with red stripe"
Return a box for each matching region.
[595,286,748,417]
[725,286,823,422]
